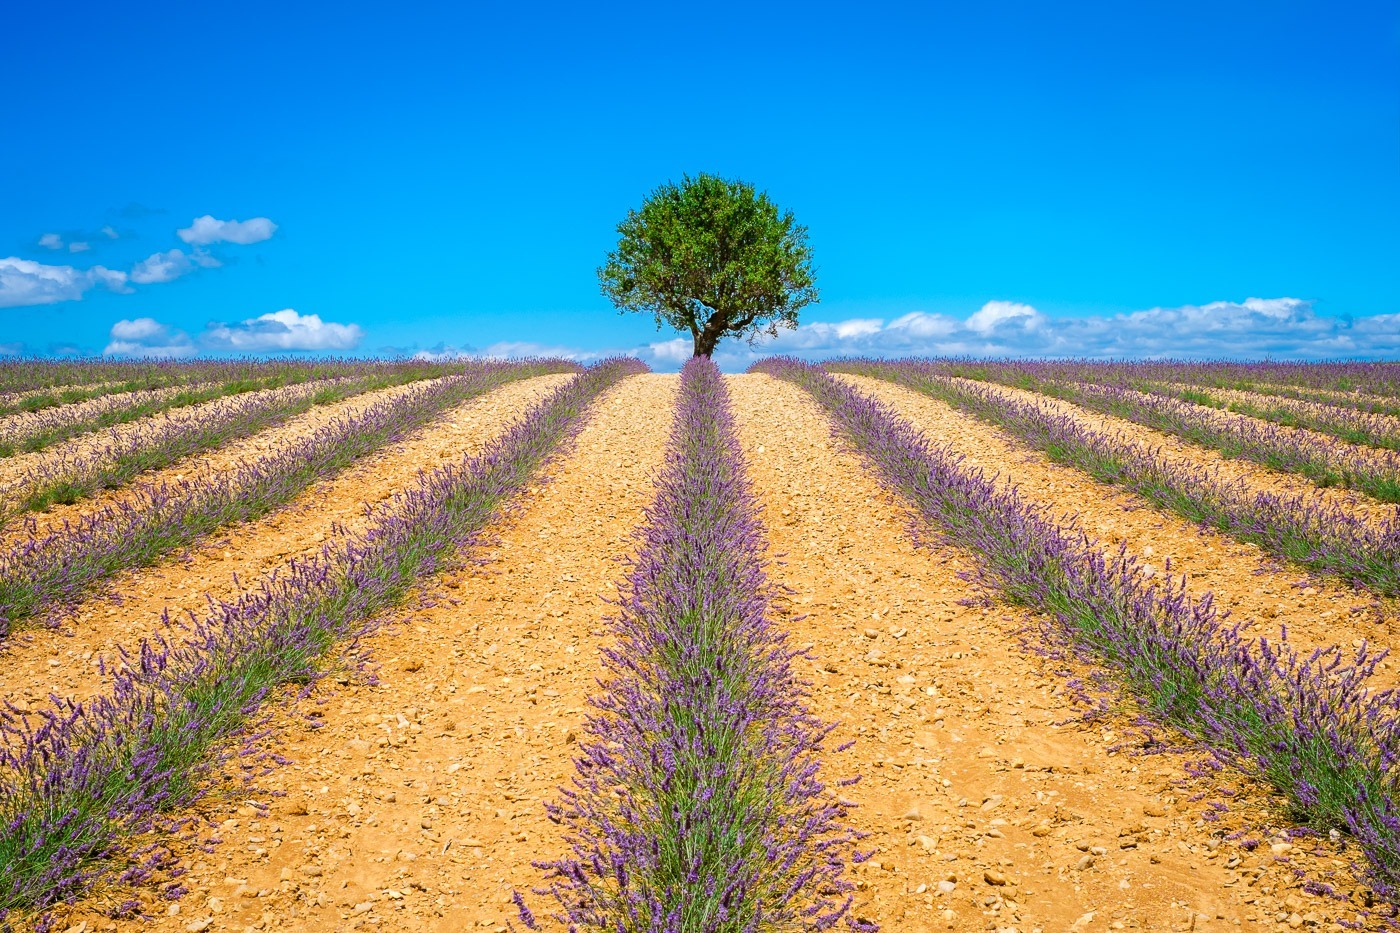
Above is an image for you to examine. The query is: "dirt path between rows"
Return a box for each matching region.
[954,378,1392,521]
[731,374,1373,931]
[0,378,350,504]
[54,373,677,933]
[0,374,573,715]
[0,376,464,549]
[0,382,213,448]
[842,375,1399,679]
[1171,384,1400,450]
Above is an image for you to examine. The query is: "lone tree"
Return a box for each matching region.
[598,173,818,358]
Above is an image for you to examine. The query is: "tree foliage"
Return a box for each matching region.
[598,174,818,358]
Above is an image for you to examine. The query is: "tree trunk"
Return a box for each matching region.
[693,312,725,358]
[693,331,716,358]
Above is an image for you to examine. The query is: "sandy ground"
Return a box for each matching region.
[1167,384,1400,450]
[0,378,352,503]
[0,375,478,548]
[0,383,214,449]
[945,377,1393,521]
[0,374,572,711]
[842,375,1400,673]
[26,373,1383,932]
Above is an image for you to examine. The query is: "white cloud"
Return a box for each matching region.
[177,214,277,246]
[100,225,119,240]
[68,241,90,253]
[964,299,1043,335]
[38,233,63,250]
[200,309,363,351]
[713,297,1400,364]
[465,297,1400,372]
[129,248,221,285]
[103,318,196,358]
[0,257,130,308]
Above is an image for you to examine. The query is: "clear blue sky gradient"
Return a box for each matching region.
[2,1,1397,363]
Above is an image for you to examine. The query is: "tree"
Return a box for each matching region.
[598,173,818,359]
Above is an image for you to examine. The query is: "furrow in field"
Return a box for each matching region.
[0,382,212,452]
[727,374,1360,931]
[0,382,127,417]
[0,377,352,507]
[839,374,1400,683]
[968,377,1396,518]
[1159,383,1400,451]
[0,376,439,547]
[0,374,573,712]
[1249,383,1400,415]
[60,374,676,933]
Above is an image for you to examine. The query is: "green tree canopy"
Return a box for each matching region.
[598,173,818,359]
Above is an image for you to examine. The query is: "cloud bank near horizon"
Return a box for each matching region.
[103,309,363,357]
[410,297,1400,370]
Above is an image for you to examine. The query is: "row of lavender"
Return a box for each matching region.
[943,358,1400,439]
[522,357,868,932]
[759,358,1400,911]
[0,359,578,635]
[1145,383,1400,452]
[0,358,644,922]
[1,365,467,519]
[875,360,1400,503]
[0,359,420,416]
[829,360,1400,597]
[0,359,465,459]
[929,358,1400,401]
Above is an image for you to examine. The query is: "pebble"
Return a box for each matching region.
[983,869,1007,886]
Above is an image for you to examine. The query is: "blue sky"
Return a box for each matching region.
[2,1,1397,368]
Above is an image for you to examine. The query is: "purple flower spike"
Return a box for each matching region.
[528,358,870,930]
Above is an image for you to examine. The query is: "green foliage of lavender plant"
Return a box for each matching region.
[0,361,579,633]
[5,369,467,517]
[1144,384,1400,455]
[530,357,868,932]
[0,358,644,920]
[757,357,1400,908]
[0,359,392,415]
[935,364,1400,503]
[0,361,463,458]
[830,360,1400,597]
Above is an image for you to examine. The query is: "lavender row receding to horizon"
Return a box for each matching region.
[1138,381,1400,456]
[758,356,1400,913]
[0,367,455,519]
[919,358,1400,400]
[0,360,580,635]
[887,359,1400,504]
[0,360,468,459]
[0,358,410,416]
[830,359,1400,598]
[524,356,871,932]
[0,357,645,921]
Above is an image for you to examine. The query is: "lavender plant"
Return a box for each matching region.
[0,360,578,634]
[3,368,471,518]
[1140,383,1400,455]
[757,357,1400,909]
[529,357,868,932]
[0,358,644,920]
[0,360,462,458]
[830,360,1400,597]
[929,358,1400,399]
[0,359,402,415]
[875,360,1400,503]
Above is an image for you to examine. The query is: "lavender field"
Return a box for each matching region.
[1,357,1399,931]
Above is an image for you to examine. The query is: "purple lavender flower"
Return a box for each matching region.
[531,358,869,930]
[757,356,1400,910]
